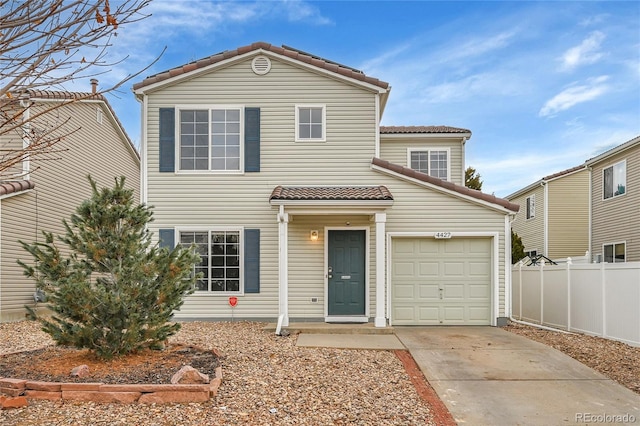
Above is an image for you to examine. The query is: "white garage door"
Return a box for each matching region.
[391,237,492,325]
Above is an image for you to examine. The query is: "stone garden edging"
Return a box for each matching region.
[0,366,222,405]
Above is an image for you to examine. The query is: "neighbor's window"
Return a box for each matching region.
[526,195,535,219]
[603,242,625,263]
[525,250,538,258]
[409,148,449,180]
[603,160,626,199]
[180,230,242,292]
[179,108,241,171]
[296,105,325,141]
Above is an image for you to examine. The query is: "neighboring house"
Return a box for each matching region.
[133,42,519,327]
[0,87,140,322]
[586,135,640,263]
[506,165,589,261]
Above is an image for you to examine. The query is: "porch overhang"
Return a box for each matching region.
[270,186,392,328]
[269,185,394,213]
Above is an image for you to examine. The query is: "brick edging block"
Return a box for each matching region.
[0,364,223,404]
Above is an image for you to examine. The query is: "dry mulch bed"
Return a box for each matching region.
[505,321,640,394]
[0,344,219,384]
[0,321,437,426]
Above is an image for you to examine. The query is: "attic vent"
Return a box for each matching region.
[252,56,271,75]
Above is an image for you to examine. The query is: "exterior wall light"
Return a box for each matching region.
[310,230,319,241]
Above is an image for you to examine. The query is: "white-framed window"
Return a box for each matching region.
[96,108,103,124]
[407,148,450,181]
[603,242,625,263]
[526,195,535,219]
[295,104,325,142]
[525,250,538,258]
[603,160,626,200]
[179,228,243,293]
[178,106,242,172]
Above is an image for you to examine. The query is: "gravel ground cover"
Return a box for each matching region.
[505,322,640,394]
[0,321,436,425]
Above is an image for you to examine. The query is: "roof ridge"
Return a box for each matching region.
[133,42,389,91]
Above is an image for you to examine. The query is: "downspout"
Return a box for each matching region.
[587,166,592,261]
[543,181,548,257]
[20,95,31,179]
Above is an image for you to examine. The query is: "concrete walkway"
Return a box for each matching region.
[395,326,640,426]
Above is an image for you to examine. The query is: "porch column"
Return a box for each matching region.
[374,213,387,327]
[277,206,290,326]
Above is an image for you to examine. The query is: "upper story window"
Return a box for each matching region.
[295,104,325,142]
[179,107,241,171]
[526,195,535,219]
[603,242,625,263]
[408,148,449,181]
[603,160,626,200]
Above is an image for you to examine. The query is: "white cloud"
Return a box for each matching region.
[539,75,610,117]
[559,31,605,71]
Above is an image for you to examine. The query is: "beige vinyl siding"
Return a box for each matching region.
[591,146,640,262]
[378,176,507,317]
[379,136,464,185]
[509,185,545,257]
[144,54,508,320]
[547,169,589,259]
[0,133,24,178]
[1,101,139,322]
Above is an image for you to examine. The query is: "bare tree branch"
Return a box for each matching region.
[1,0,159,178]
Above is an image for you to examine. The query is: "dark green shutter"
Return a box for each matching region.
[159,108,175,172]
[244,107,260,172]
[159,228,175,249]
[244,228,260,293]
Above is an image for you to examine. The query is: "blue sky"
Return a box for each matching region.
[93,0,639,197]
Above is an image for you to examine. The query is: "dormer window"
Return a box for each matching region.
[408,148,449,181]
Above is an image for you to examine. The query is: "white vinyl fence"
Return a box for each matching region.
[512,259,640,347]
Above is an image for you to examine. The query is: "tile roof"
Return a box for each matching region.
[371,158,519,212]
[133,42,390,91]
[270,186,394,201]
[542,165,586,181]
[0,180,35,197]
[380,126,471,134]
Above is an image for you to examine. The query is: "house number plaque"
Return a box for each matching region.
[434,232,452,239]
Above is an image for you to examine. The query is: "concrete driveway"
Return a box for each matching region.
[395,326,640,426]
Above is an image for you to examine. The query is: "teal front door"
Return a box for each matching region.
[328,230,366,316]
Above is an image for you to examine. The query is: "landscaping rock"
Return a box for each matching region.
[170,366,209,384]
[1,396,28,409]
[70,365,90,378]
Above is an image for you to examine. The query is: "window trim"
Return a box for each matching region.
[175,104,245,174]
[406,147,451,181]
[525,194,535,220]
[177,226,245,295]
[603,241,626,263]
[295,104,326,142]
[602,159,626,201]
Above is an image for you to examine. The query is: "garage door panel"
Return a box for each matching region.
[392,237,492,326]
[419,262,439,276]
[394,284,415,300]
[419,284,439,300]
[394,262,415,276]
[418,307,439,322]
[444,262,464,276]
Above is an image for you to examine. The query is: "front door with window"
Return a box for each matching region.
[327,230,366,316]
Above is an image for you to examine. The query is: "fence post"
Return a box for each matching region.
[540,258,545,325]
[567,257,572,332]
[518,260,523,321]
[601,261,606,338]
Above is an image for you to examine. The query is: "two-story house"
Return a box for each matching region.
[133,42,519,327]
[0,87,140,322]
[506,165,589,261]
[586,135,640,263]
